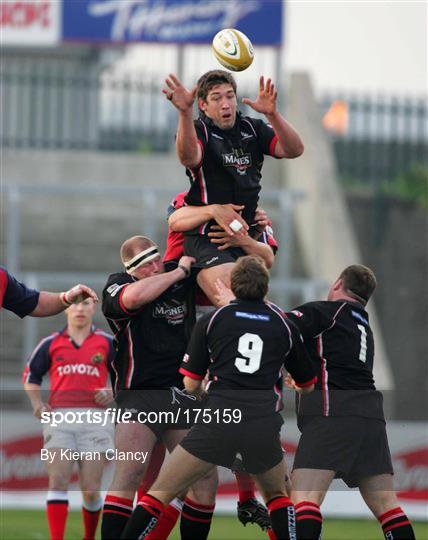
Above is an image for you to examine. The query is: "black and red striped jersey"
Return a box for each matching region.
[180,299,316,417]
[287,300,384,419]
[102,264,194,394]
[184,112,278,234]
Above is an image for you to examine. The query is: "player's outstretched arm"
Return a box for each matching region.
[169,203,248,236]
[121,256,194,311]
[242,76,304,159]
[163,73,201,168]
[30,284,98,317]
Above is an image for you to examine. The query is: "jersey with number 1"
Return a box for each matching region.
[286,300,384,419]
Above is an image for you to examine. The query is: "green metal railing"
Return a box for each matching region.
[321,93,427,184]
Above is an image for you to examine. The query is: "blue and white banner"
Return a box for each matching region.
[62,0,282,45]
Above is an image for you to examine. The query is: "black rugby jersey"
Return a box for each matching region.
[184,112,278,234]
[287,300,384,419]
[102,264,194,394]
[180,300,316,417]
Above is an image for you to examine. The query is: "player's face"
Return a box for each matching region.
[66,298,96,328]
[134,255,164,279]
[200,83,237,130]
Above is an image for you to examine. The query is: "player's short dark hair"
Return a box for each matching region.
[340,264,377,304]
[196,70,237,102]
[231,256,269,301]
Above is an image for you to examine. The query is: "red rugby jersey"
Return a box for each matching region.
[23,326,114,409]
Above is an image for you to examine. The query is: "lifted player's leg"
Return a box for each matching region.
[196,262,235,307]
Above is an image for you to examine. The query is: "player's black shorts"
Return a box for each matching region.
[115,387,196,438]
[180,412,284,474]
[293,415,393,488]
[184,235,246,269]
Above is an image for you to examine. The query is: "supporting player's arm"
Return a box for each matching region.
[30,285,98,317]
[183,377,204,399]
[242,76,304,158]
[168,203,248,236]
[208,226,275,268]
[121,256,195,310]
[163,74,201,168]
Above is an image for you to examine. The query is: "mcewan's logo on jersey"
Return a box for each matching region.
[222,148,252,176]
[91,352,104,364]
[57,364,100,377]
[153,300,187,325]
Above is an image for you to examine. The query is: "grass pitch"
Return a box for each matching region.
[1,510,427,539]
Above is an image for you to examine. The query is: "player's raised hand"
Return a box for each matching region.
[242,76,277,116]
[163,74,196,112]
[211,203,248,236]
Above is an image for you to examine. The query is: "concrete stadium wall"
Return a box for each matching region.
[346,193,428,420]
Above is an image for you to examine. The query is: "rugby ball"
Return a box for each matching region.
[212,29,254,72]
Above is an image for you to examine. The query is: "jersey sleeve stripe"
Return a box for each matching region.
[124,325,135,389]
[118,285,134,315]
[269,134,279,156]
[179,367,204,380]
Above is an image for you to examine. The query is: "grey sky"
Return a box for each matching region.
[284,1,427,95]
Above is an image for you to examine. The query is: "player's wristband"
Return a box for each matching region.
[60,292,72,307]
[178,265,191,278]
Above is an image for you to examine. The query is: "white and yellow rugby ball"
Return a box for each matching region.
[212,28,254,72]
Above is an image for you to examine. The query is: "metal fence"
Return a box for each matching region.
[1,62,255,152]
[320,93,428,183]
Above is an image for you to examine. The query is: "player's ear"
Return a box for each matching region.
[199,98,207,112]
[333,278,343,291]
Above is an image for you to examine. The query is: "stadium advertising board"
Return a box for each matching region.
[1,414,427,519]
[61,0,282,45]
[0,0,61,46]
